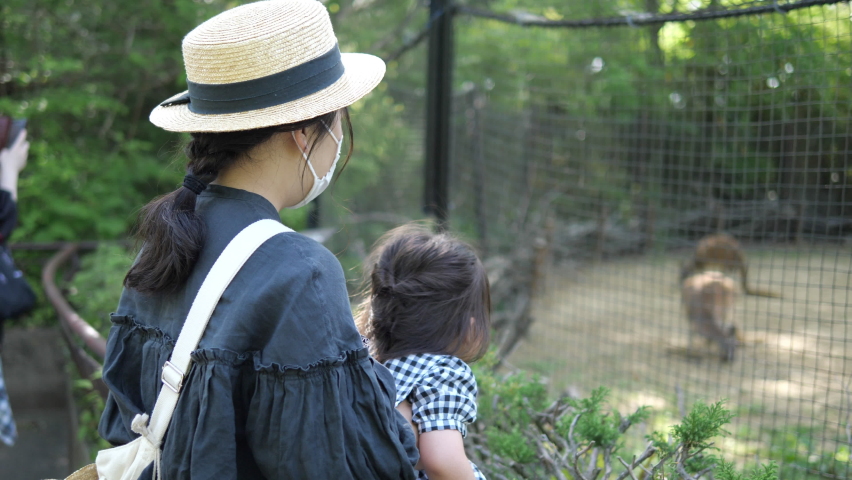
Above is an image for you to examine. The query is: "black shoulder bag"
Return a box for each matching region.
[0,244,36,321]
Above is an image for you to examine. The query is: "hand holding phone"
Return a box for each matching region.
[6,119,27,149]
[0,128,28,201]
[0,117,27,151]
[0,126,28,167]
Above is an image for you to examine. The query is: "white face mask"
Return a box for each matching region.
[286,122,342,209]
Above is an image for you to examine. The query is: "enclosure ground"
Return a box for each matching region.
[508,243,852,477]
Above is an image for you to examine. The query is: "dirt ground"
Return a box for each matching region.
[508,243,852,474]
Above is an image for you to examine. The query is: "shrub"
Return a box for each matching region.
[468,358,777,480]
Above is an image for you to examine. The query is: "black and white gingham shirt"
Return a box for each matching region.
[385,353,486,480]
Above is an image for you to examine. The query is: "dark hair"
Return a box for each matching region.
[356,223,491,364]
[124,108,353,295]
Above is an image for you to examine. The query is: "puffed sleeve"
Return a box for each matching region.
[409,357,478,437]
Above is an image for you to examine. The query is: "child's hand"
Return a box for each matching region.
[418,429,477,480]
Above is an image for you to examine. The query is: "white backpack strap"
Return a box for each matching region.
[140,219,291,444]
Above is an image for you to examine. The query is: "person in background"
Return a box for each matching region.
[357,223,491,480]
[0,129,29,447]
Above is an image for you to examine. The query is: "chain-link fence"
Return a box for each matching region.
[327,2,852,477]
[452,2,851,478]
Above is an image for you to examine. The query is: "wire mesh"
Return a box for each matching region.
[445,2,852,478]
[456,0,846,27]
[321,51,430,270]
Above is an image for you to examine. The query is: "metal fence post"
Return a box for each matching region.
[423,0,454,231]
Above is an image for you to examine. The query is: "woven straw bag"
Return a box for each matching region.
[54,220,290,480]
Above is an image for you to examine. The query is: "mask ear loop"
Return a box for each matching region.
[292,131,319,178]
[321,120,341,145]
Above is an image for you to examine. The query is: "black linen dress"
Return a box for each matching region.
[98,185,418,479]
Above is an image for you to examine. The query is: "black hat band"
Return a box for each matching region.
[160,44,345,115]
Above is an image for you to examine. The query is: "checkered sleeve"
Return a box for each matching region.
[407,356,478,438]
[0,358,17,446]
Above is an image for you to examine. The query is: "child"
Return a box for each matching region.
[357,224,491,480]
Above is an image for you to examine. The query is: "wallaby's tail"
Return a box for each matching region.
[741,266,782,298]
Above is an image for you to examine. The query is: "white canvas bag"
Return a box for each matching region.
[95,219,291,480]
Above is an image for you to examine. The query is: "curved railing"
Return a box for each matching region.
[35,242,109,399]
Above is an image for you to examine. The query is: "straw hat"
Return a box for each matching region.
[150,0,385,132]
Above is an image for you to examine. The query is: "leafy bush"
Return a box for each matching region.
[468,358,777,480]
[65,243,135,335]
[72,371,111,458]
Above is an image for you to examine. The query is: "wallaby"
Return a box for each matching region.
[680,233,781,298]
[681,270,739,362]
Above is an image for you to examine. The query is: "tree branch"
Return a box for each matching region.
[370,0,424,53]
[382,24,430,63]
[617,456,639,480]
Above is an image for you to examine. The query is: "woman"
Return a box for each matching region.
[97,1,418,478]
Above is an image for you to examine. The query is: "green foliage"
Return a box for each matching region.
[761,427,850,479]
[65,243,135,335]
[0,0,225,241]
[671,400,735,451]
[644,400,734,476]
[648,430,677,458]
[1,0,431,246]
[476,360,548,423]
[469,359,776,480]
[558,386,651,450]
[72,370,111,459]
[717,460,779,480]
[279,208,308,232]
[471,354,548,465]
[485,427,537,464]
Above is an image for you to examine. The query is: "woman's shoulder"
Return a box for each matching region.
[112,226,356,362]
[251,229,343,278]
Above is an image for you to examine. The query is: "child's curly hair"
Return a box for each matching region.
[356,223,491,364]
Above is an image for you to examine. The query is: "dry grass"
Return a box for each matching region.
[508,242,852,471]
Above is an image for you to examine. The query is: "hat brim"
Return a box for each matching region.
[149,53,385,133]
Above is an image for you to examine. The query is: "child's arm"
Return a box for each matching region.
[395,400,422,469]
[418,429,477,480]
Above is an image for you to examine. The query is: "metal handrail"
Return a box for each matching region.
[41,243,109,398]
[42,244,107,358]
